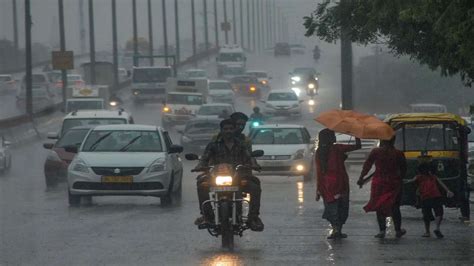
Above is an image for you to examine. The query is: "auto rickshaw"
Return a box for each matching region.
[386,113,471,219]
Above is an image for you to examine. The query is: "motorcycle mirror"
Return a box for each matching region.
[185,153,199,161]
[251,150,264,157]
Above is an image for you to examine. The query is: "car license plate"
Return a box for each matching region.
[210,186,239,192]
[101,176,133,183]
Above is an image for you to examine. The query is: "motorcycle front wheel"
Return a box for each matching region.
[220,201,234,251]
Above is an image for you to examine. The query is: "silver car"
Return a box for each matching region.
[67,124,183,206]
[251,124,314,180]
[336,134,378,166]
[0,136,12,174]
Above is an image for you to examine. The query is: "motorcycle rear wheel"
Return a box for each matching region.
[220,201,234,251]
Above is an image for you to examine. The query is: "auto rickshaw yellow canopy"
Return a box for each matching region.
[385,113,466,126]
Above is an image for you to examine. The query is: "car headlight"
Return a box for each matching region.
[291,87,301,96]
[148,158,166,173]
[46,151,62,162]
[293,149,305,160]
[133,90,140,95]
[71,158,89,173]
[215,175,233,186]
[315,77,319,81]
[163,106,170,113]
[308,83,315,89]
[291,76,301,82]
[261,80,267,85]
[109,101,118,107]
[308,99,315,106]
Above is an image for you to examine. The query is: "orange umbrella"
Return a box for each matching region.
[315,109,395,140]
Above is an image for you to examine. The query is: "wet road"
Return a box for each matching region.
[0,52,472,265]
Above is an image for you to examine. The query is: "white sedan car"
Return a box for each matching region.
[208,80,235,105]
[0,136,12,174]
[250,124,314,180]
[261,90,303,117]
[67,124,183,206]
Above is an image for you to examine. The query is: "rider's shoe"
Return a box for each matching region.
[248,216,264,232]
[194,215,211,229]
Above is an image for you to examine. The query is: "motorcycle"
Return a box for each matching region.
[306,78,319,96]
[185,150,264,250]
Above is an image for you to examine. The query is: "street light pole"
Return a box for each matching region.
[58,0,68,109]
[174,0,180,62]
[12,0,18,51]
[112,0,119,90]
[147,0,154,66]
[223,0,229,44]
[239,0,243,48]
[191,0,197,56]
[88,0,96,84]
[251,0,256,52]
[256,0,260,52]
[132,0,138,66]
[246,0,250,50]
[162,0,169,65]
[25,0,32,115]
[232,0,237,44]
[213,0,219,48]
[203,0,209,51]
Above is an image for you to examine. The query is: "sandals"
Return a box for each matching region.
[433,230,444,239]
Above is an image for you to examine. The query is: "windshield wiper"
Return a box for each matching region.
[119,136,142,152]
[88,132,112,151]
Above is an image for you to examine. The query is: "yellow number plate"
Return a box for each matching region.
[101,176,133,183]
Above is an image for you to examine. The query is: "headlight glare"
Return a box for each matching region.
[291,76,301,82]
[308,83,315,89]
[215,175,233,186]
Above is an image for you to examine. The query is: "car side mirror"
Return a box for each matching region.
[169,144,183,154]
[251,150,264,157]
[47,132,59,139]
[43,143,54,149]
[185,153,199,161]
[64,145,78,153]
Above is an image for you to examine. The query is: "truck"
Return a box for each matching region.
[161,78,208,128]
[131,66,173,104]
[216,45,246,78]
[65,85,110,113]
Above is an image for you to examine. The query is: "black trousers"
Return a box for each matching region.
[197,175,262,219]
[376,203,402,232]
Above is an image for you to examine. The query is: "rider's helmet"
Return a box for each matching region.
[253,106,260,113]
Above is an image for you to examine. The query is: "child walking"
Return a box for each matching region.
[406,162,454,238]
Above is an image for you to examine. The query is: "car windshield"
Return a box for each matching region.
[231,76,256,83]
[0,76,12,82]
[222,67,244,75]
[218,53,244,62]
[133,68,172,83]
[185,121,220,134]
[55,128,90,148]
[167,94,203,105]
[293,68,315,75]
[209,82,232,90]
[268,92,297,101]
[186,70,206,78]
[66,101,104,113]
[251,128,307,144]
[62,118,127,135]
[394,123,460,151]
[198,106,232,116]
[247,72,267,78]
[82,130,163,152]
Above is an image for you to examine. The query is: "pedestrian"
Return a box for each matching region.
[358,137,407,239]
[405,162,454,238]
[315,129,361,239]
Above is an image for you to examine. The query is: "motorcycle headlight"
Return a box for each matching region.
[71,159,89,173]
[252,121,260,127]
[291,76,301,82]
[163,106,170,113]
[109,101,118,107]
[308,83,315,89]
[215,175,233,186]
[133,90,140,95]
[291,81,296,85]
[308,99,315,106]
[148,158,166,173]
[315,77,319,81]
[261,80,267,85]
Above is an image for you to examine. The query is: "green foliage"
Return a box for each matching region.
[304,0,474,86]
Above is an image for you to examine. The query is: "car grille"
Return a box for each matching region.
[260,155,292,160]
[72,182,164,190]
[137,88,165,94]
[91,167,144,176]
[261,166,292,171]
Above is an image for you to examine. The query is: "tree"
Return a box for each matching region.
[304,0,474,86]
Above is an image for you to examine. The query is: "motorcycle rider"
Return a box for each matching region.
[250,107,265,122]
[194,118,264,231]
